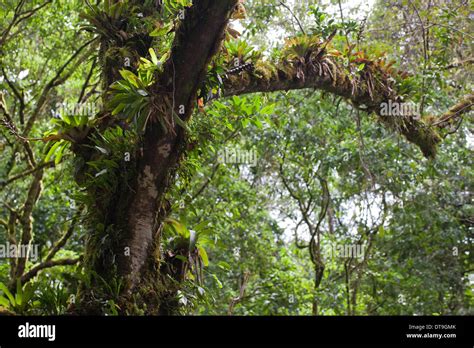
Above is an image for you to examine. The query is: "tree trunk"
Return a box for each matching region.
[312,263,325,316]
[71,0,238,315]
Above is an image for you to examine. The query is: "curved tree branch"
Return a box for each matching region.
[431,93,474,128]
[220,53,472,158]
[20,258,80,285]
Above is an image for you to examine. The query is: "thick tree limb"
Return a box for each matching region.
[20,258,80,285]
[121,0,238,289]
[160,0,238,117]
[442,57,474,70]
[431,93,474,128]
[221,56,447,158]
[14,170,44,278]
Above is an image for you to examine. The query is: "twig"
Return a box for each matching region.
[23,37,98,136]
[45,207,84,262]
[278,1,306,35]
[0,161,54,189]
[0,1,53,47]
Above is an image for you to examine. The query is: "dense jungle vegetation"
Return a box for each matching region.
[0,0,472,315]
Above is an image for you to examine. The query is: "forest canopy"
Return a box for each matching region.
[0,0,472,316]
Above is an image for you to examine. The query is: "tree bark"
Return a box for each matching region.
[74,0,238,315]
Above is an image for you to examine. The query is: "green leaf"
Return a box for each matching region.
[149,48,158,65]
[111,103,126,116]
[194,221,209,232]
[212,274,223,289]
[0,295,10,308]
[61,114,74,126]
[54,142,68,165]
[165,218,190,238]
[149,24,171,37]
[119,69,139,88]
[242,104,253,116]
[175,255,188,263]
[378,226,385,238]
[217,261,231,271]
[0,283,15,306]
[197,245,209,267]
[225,121,234,131]
[212,100,228,110]
[232,96,242,107]
[253,118,263,129]
[140,57,153,66]
[260,104,275,115]
[44,140,63,163]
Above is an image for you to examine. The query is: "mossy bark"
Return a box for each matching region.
[72,0,238,315]
[222,53,443,158]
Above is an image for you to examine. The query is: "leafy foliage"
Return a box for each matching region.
[0,0,472,316]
